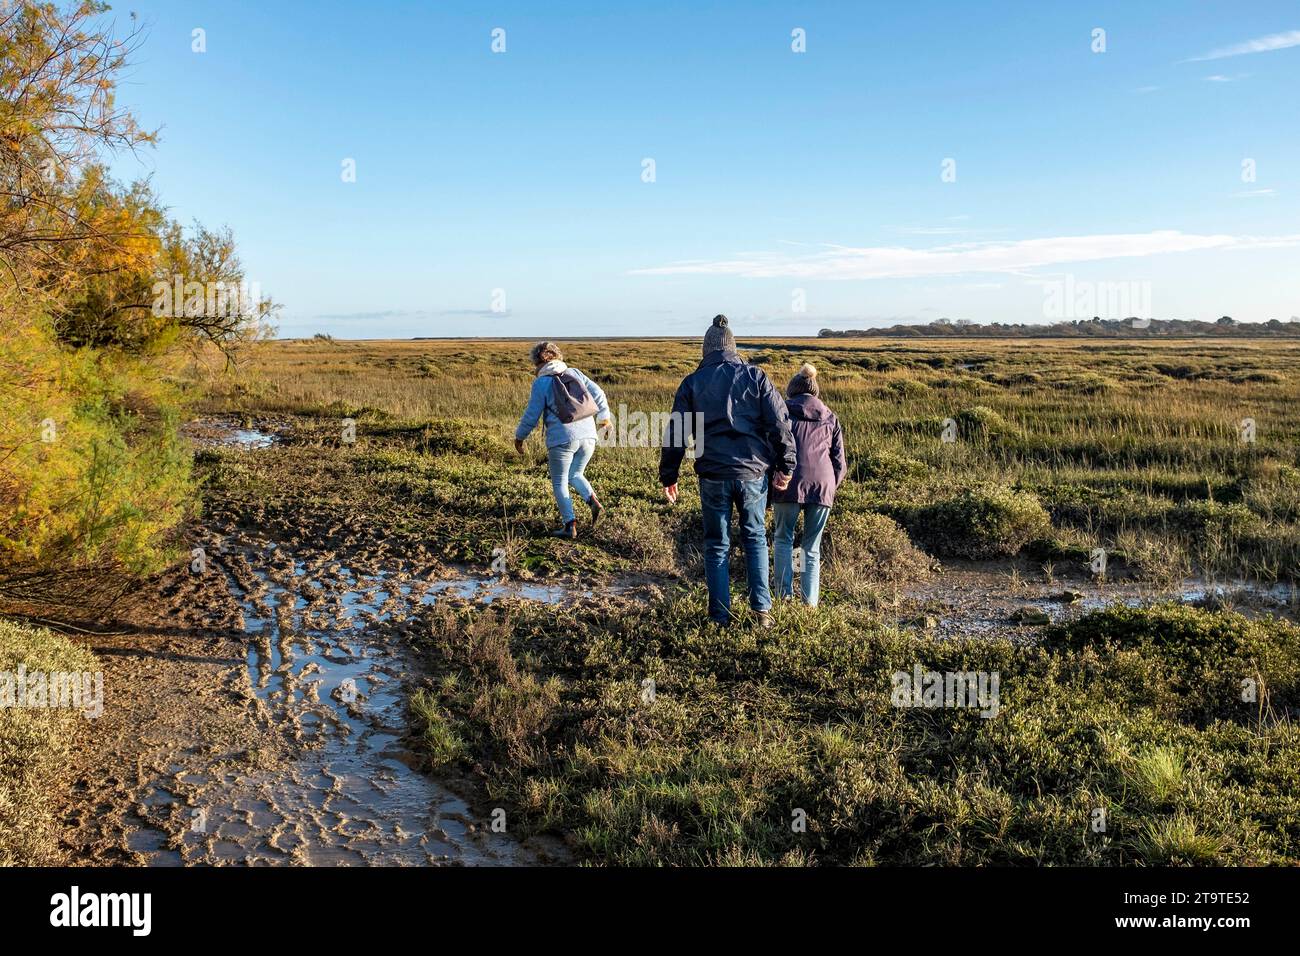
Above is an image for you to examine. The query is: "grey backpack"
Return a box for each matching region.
[548,370,598,424]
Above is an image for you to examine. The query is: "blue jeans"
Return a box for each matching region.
[547,438,596,523]
[773,502,831,606]
[699,476,771,624]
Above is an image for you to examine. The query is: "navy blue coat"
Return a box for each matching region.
[659,350,797,486]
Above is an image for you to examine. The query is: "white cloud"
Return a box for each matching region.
[1234,188,1277,198]
[1185,29,1300,62]
[630,231,1300,281]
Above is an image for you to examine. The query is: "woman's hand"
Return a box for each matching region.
[663,483,678,505]
[514,438,525,456]
[772,472,792,492]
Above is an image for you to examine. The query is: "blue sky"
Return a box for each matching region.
[108,0,1300,337]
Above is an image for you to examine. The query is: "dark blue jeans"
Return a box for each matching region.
[699,476,772,625]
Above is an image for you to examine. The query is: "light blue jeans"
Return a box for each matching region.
[773,502,832,606]
[547,438,596,523]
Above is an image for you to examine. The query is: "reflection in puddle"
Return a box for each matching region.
[140,541,583,866]
[229,428,277,449]
[183,417,281,450]
[1025,579,1300,617]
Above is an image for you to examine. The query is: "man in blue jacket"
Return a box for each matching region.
[660,315,797,627]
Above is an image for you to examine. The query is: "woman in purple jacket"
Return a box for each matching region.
[771,363,847,607]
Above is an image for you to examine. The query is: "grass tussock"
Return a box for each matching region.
[0,619,98,866]
[408,596,1300,865]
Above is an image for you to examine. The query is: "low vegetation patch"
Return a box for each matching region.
[409,598,1300,865]
[909,486,1052,559]
[824,511,937,593]
[0,619,98,865]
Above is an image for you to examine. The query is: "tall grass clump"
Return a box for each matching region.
[0,619,98,865]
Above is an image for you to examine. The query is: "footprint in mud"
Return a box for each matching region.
[117,529,582,866]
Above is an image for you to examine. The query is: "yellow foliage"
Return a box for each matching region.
[0,305,196,580]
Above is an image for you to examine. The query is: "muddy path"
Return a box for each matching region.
[897,559,1300,642]
[59,490,575,866]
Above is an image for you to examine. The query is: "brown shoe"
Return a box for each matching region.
[550,520,577,540]
[588,495,604,528]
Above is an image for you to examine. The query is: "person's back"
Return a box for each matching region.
[770,363,845,608]
[772,392,845,511]
[659,315,796,627]
[659,324,795,487]
[515,341,611,539]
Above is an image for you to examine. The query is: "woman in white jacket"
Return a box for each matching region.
[514,341,611,539]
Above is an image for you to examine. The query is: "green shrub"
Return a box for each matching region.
[910,486,1052,559]
[418,419,506,458]
[0,322,196,596]
[824,511,936,590]
[1050,372,1114,394]
[1169,500,1261,541]
[1046,603,1300,726]
[356,417,506,458]
[954,405,1017,441]
[879,378,931,400]
[852,450,931,485]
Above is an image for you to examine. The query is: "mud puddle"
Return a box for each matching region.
[100,525,585,866]
[900,563,1299,641]
[183,416,286,450]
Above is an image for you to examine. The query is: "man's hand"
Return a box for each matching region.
[772,472,792,492]
[514,438,525,456]
[663,483,678,505]
[597,419,612,440]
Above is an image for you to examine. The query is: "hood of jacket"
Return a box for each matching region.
[787,393,831,422]
[698,348,742,369]
[536,359,569,377]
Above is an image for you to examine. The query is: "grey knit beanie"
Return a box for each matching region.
[787,362,819,397]
[702,314,736,357]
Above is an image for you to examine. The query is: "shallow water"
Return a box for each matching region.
[228,428,277,449]
[902,567,1299,642]
[1023,578,1300,616]
[183,417,280,450]
[124,535,583,866]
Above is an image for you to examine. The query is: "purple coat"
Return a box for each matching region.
[770,394,847,507]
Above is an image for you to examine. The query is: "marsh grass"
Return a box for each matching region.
[201,335,1298,583]
[0,619,97,865]
[406,593,1300,865]
[194,335,1300,865]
